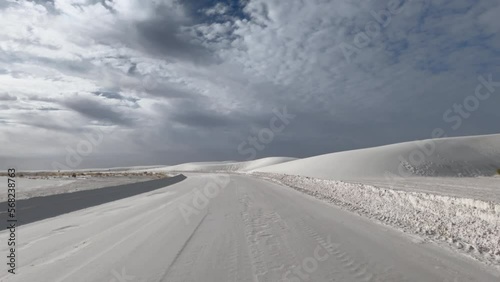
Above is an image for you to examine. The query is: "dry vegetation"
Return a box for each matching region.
[0,170,168,179]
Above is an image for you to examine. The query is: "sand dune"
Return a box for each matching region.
[255,134,500,180]
[148,157,297,173]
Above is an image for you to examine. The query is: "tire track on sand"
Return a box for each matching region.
[158,212,209,281]
[240,193,300,282]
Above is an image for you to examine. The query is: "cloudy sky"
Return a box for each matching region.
[0,0,499,170]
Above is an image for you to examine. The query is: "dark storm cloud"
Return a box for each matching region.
[134,22,212,63]
[143,84,195,100]
[89,0,116,12]
[127,63,137,75]
[93,91,123,100]
[26,0,58,13]
[93,91,140,104]
[27,0,55,5]
[2,0,500,171]
[0,0,17,9]
[0,93,17,101]
[132,4,216,64]
[37,106,60,111]
[63,97,135,126]
[20,118,76,133]
[170,110,239,128]
[182,0,249,22]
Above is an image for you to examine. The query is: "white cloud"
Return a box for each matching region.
[203,2,230,16]
[0,0,499,169]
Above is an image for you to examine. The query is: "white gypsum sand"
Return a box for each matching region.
[142,156,297,173]
[153,134,500,265]
[243,135,500,266]
[1,174,498,281]
[254,134,500,179]
[4,134,498,280]
[252,172,500,266]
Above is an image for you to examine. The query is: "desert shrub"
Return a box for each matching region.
[497,168,500,175]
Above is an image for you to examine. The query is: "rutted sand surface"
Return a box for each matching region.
[345,176,500,203]
[1,174,498,281]
[253,172,500,267]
